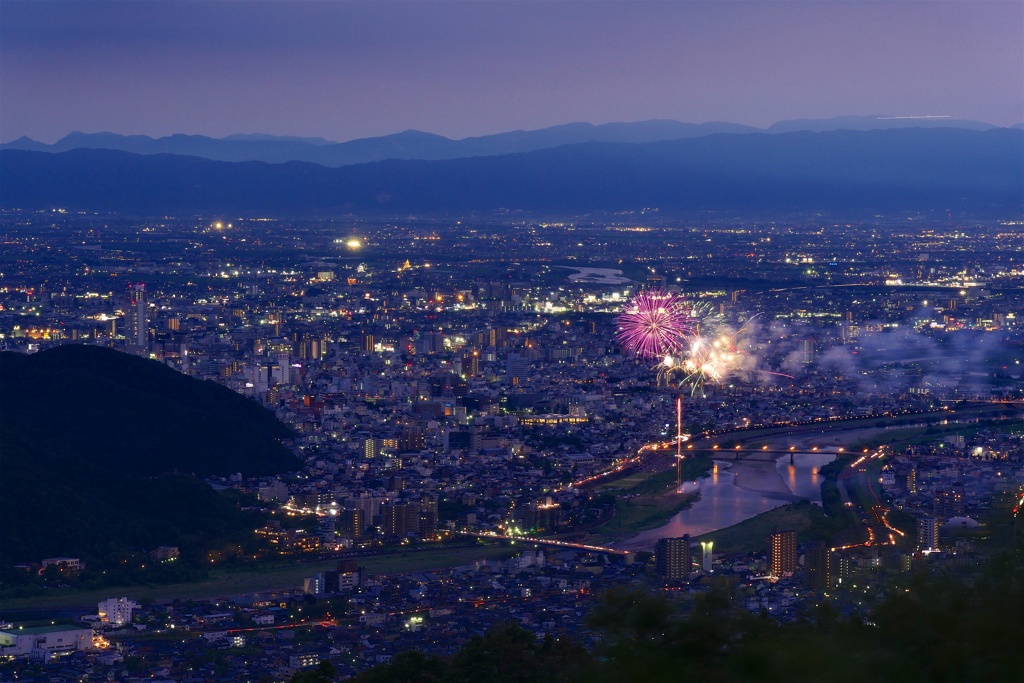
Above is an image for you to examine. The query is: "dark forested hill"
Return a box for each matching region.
[0,345,298,564]
[1,128,1019,217]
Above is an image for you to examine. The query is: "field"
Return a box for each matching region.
[592,491,699,537]
[595,454,713,494]
[0,543,518,613]
[590,455,713,537]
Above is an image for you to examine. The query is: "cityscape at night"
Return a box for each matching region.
[1,2,1022,682]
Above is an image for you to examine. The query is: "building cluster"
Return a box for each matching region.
[3,213,1024,677]
[878,433,1024,552]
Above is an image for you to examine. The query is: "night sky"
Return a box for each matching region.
[2,0,1021,143]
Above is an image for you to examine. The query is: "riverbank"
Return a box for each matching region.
[588,455,712,539]
[693,500,849,554]
[616,451,837,551]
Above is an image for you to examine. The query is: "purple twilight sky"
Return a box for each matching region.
[1,0,1021,143]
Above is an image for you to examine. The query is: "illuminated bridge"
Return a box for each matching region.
[454,530,629,556]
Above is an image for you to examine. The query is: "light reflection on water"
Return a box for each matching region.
[621,452,835,551]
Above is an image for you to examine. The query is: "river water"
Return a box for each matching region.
[620,452,836,551]
[554,266,633,285]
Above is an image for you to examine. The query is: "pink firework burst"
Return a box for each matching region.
[616,290,698,360]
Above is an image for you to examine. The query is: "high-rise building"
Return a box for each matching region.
[381,502,407,538]
[769,530,797,577]
[381,502,419,538]
[801,338,815,364]
[337,509,364,539]
[124,283,148,351]
[933,484,965,521]
[277,353,291,386]
[399,423,425,453]
[524,497,560,533]
[363,438,383,459]
[418,495,439,536]
[343,494,383,523]
[506,352,530,385]
[917,516,940,551]
[835,554,852,585]
[805,542,831,589]
[654,536,691,579]
[462,349,480,377]
[905,468,918,494]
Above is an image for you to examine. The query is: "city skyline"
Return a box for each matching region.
[1,1,1022,679]
[2,0,1022,143]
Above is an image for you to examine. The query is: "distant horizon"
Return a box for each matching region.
[6,113,1023,146]
[2,1,1020,143]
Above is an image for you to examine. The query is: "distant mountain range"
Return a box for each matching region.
[2,128,1020,217]
[1,116,1009,167]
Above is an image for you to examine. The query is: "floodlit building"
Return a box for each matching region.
[700,540,714,573]
[769,531,797,577]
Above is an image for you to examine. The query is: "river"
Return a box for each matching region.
[620,452,836,551]
[553,266,633,285]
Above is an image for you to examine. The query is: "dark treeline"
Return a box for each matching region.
[345,528,1023,683]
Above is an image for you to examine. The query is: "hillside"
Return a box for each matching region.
[2,128,1019,217]
[0,345,298,565]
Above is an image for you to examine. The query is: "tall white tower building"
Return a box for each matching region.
[125,283,148,352]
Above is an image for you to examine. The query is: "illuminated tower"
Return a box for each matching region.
[125,283,148,352]
[700,540,714,573]
[769,530,797,577]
